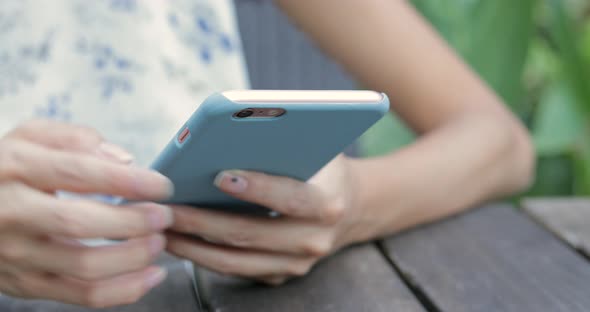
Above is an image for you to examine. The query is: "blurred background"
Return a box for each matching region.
[359,0,590,197]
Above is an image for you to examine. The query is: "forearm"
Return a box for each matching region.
[345,111,534,242]
[276,0,535,242]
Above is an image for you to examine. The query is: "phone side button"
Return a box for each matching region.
[178,127,191,145]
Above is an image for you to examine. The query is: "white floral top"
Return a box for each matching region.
[0,0,250,166]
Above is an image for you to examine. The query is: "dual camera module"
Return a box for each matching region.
[234,108,286,119]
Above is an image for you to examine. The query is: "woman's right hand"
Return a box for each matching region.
[0,120,174,308]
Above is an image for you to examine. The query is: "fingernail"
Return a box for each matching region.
[144,267,167,291]
[148,204,174,230]
[97,142,134,163]
[148,235,166,256]
[214,170,248,193]
[134,168,175,200]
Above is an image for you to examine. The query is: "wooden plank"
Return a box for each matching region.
[522,198,590,258]
[0,256,202,312]
[199,243,426,312]
[381,204,590,312]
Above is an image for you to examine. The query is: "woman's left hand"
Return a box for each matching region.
[166,154,365,285]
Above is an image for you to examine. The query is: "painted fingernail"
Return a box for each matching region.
[134,168,175,200]
[144,267,167,291]
[148,235,166,256]
[97,142,134,163]
[214,170,248,193]
[148,204,174,230]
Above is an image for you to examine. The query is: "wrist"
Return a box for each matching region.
[338,156,391,246]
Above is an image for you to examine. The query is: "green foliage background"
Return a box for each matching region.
[359,0,590,196]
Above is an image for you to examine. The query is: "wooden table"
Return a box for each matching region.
[2,200,590,312]
[4,4,590,310]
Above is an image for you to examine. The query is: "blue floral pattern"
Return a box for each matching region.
[0,0,249,166]
[167,1,237,65]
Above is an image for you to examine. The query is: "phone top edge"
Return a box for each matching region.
[221,90,385,104]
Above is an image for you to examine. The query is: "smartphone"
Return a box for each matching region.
[152,90,389,216]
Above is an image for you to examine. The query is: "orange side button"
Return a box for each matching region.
[178,127,190,144]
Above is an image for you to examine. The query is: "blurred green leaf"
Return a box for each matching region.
[581,19,590,72]
[464,0,536,111]
[522,37,562,124]
[524,38,561,94]
[546,0,590,114]
[544,0,590,195]
[532,83,584,156]
[527,155,574,195]
[572,137,590,195]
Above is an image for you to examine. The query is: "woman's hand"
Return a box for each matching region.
[167,155,366,285]
[0,120,174,308]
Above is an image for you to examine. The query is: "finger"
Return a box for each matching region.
[170,206,333,256]
[4,185,173,238]
[0,266,167,308]
[213,170,327,220]
[24,234,165,280]
[0,232,30,274]
[5,119,134,163]
[0,139,172,199]
[166,233,313,278]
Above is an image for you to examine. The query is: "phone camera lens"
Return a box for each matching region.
[236,109,254,118]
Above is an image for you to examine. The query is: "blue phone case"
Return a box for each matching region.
[152,91,389,215]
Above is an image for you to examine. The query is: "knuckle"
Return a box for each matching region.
[22,118,48,128]
[100,164,134,193]
[1,180,27,195]
[82,286,108,309]
[81,283,137,309]
[301,235,333,258]
[249,173,273,199]
[171,209,199,233]
[52,207,87,237]
[10,273,31,295]
[0,141,23,181]
[13,119,45,135]
[72,251,99,280]
[165,237,184,255]
[116,213,147,237]
[223,226,255,248]
[67,126,103,148]
[95,283,144,307]
[121,288,145,306]
[12,120,104,150]
[8,272,44,298]
[0,242,28,263]
[320,199,347,225]
[53,158,87,185]
[262,276,288,286]
[0,182,28,228]
[133,243,155,268]
[214,257,239,276]
[284,188,313,216]
[286,261,313,277]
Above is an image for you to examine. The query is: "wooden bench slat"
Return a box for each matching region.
[0,258,201,312]
[199,243,426,312]
[522,198,590,258]
[381,204,590,312]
